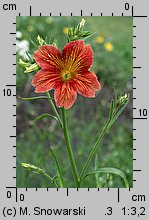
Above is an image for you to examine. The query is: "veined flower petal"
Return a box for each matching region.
[32,40,101,109]
[73,71,101,98]
[34,45,62,70]
[62,40,93,73]
[32,70,61,93]
[54,82,77,109]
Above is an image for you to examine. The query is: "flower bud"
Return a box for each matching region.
[18,59,30,68]
[21,163,45,174]
[116,93,128,108]
[24,63,39,73]
[79,19,85,29]
[37,35,45,46]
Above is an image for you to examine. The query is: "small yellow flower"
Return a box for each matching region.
[63,27,69,35]
[96,36,104,44]
[104,42,113,52]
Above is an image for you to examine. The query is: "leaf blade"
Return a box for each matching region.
[33,113,58,124]
[50,147,66,188]
[19,96,54,101]
[82,167,129,188]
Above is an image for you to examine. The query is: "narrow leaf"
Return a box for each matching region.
[19,96,54,101]
[50,148,66,188]
[109,99,114,120]
[82,167,129,188]
[33,113,58,123]
[29,36,38,49]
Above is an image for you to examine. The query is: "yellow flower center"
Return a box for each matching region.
[61,71,73,82]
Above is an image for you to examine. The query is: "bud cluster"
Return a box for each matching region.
[67,19,92,41]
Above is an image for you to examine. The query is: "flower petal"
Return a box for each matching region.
[62,40,93,73]
[34,45,62,70]
[32,70,61,93]
[54,81,77,109]
[73,71,101,98]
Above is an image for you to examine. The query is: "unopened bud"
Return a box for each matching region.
[21,163,45,174]
[116,93,128,108]
[37,35,45,45]
[79,19,85,29]
[19,59,30,68]
[119,93,128,104]
[24,63,39,73]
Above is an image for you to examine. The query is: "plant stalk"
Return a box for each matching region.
[61,108,79,187]
[46,91,63,128]
[79,119,110,182]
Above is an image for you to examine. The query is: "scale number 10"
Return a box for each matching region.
[3,89,12,96]
[139,109,148,117]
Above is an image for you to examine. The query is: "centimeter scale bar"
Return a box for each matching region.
[5,187,122,202]
[5,4,148,215]
[27,6,148,17]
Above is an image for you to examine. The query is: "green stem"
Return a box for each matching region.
[50,148,66,188]
[61,108,79,187]
[43,172,59,188]
[79,118,110,183]
[46,91,63,128]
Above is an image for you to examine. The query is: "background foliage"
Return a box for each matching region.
[16,16,133,188]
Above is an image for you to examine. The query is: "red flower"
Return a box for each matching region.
[32,40,101,109]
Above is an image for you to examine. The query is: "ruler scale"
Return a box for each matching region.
[0,0,148,219]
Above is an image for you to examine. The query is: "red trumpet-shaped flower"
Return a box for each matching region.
[32,40,101,109]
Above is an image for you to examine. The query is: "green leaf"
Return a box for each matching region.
[108,99,114,120]
[82,167,129,188]
[50,147,66,188]
[25,51,34,63]
[19,96,54,101]
[29,36,38,49]
[33,113,58,123]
